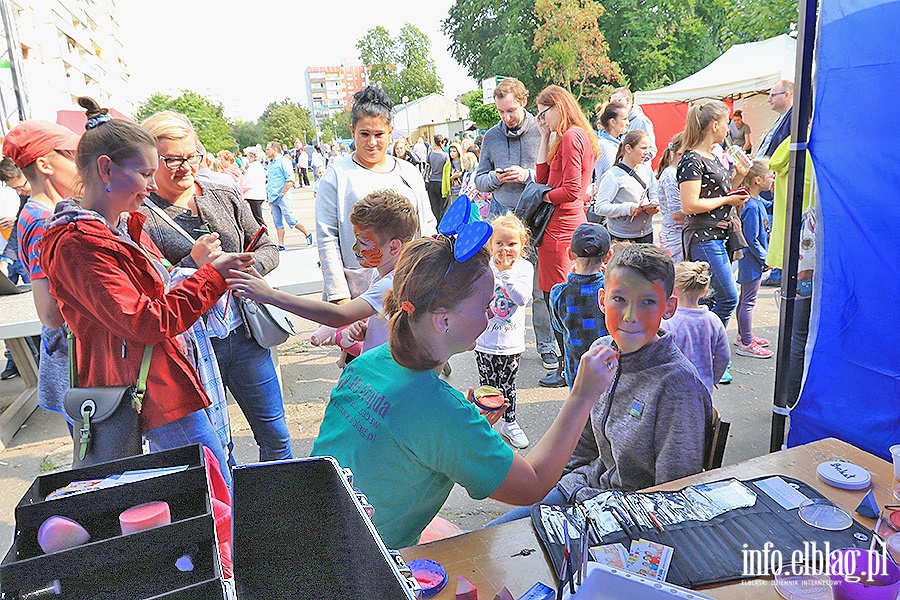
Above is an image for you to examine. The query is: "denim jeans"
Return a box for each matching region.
[268,194,299,229]
[786,293,812,405]
[145,409,232,488]
[486,484,569,526]
[211,329,292,462]
[690,240,738,327]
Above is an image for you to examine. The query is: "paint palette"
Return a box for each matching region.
[816,460,871,490]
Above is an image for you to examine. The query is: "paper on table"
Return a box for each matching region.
[626,539,674,582]
[754,476,810,510]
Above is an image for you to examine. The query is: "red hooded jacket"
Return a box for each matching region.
[42,209,227,430]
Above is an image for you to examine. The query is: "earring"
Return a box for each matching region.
[445,327,450,334]
[106,187,111,193]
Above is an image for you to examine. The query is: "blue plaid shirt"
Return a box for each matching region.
[549,272,607,387]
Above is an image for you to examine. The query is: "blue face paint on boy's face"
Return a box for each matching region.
[600,267,677,354]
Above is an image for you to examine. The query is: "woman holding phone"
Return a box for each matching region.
[42,98,255,485]
[677,100,749,330]
[138,110,293,463]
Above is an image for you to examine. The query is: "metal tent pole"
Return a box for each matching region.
[769,0,819,452]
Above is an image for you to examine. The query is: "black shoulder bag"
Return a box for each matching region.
[63,328,151,467]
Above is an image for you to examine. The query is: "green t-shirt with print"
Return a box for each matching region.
[311,344,514,548]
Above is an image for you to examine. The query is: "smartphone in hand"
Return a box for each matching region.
[244,225,267,252]
[728,187,750,196]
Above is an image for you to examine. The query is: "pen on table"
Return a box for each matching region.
[605,505,635,541]
[579,515,592,584]
[648,511,665,533]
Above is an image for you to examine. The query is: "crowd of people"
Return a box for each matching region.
[0,74,812,553]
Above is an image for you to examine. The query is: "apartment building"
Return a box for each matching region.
[304,61,367,133]
[0,0,131,128]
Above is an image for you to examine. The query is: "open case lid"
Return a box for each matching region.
[232,456,420,600]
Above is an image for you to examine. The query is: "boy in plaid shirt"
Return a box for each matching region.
[549,223,612,387]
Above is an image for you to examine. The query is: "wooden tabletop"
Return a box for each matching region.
[402,438,895,599]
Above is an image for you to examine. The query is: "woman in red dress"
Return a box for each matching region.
[535,85,600,375]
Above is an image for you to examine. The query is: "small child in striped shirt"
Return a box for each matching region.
[663,261,730,394]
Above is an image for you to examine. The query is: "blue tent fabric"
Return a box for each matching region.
[787,0,900,461]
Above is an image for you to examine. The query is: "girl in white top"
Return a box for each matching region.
[656,132,687,263]
[592,130,659,243]
[474,214,534,449]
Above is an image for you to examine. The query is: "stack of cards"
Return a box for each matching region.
[590,539,674,582]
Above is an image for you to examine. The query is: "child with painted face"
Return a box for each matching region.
[562,243,713,497]
[474,213,534,449]
[227,189,417,354]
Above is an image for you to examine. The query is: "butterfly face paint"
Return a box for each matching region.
[352,226,384,268]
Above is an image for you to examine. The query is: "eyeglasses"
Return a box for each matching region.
[768,91,787,99]
[5,182,28,194]
[159,153,204,170]
[537,105,554,122]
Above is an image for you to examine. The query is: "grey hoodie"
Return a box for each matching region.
[474,111,542,211]
[560,331,712,500]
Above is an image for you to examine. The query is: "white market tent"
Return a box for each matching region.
[634,34,797,159]
[635,34,797,103]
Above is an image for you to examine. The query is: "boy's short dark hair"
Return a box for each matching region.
[349,189,419,244]
[0,157,23,183]
[605,243,675,298]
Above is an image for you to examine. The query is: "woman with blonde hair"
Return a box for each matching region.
[533,85,600,384]
[139,110,293,462]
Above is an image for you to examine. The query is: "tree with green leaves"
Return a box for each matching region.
[232,120,264,151]
[443,0,544,100]
[258,99,315,146]
[319,111,352,143]
[532,0,623,103]
[459,90,499,129]
[444,0,796,102]
[356,23,443,104]
[134,90,235,153]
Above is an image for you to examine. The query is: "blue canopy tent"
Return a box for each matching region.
[780,0,900,460]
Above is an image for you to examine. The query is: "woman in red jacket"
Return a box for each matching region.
[534,85,600,381]
[42,98,253,486]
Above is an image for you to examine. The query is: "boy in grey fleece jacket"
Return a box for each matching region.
[560,244,711,501]
[487,244,711,525]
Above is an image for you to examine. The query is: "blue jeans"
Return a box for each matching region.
[268,194,299,229]
[145,409,232,488]
[486,484,570,527]
[690,240,738,327]
[211,329,292,461]
[786,292,812,404]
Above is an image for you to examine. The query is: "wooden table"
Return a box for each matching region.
[402,438,895,599]
[0,291,41,451]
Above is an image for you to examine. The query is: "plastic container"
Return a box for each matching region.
[829,547,900,600]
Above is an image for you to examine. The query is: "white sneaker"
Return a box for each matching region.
[500,420,530,449]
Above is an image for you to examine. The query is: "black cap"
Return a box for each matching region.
[571,223,611,258]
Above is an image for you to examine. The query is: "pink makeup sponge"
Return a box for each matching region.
[38,516,90,554]
[119,501,171,535]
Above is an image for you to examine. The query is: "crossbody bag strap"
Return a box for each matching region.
[614,162,648,190]
[67,326,78,388]
[132,344,153,412]
[143,197,197,244]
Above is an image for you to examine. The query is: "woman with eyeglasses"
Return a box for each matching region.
[41,98,254,485]
[316,86,436,307]
[138,110,294,463]
[533,85,600,384]
[310,235,619,548]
